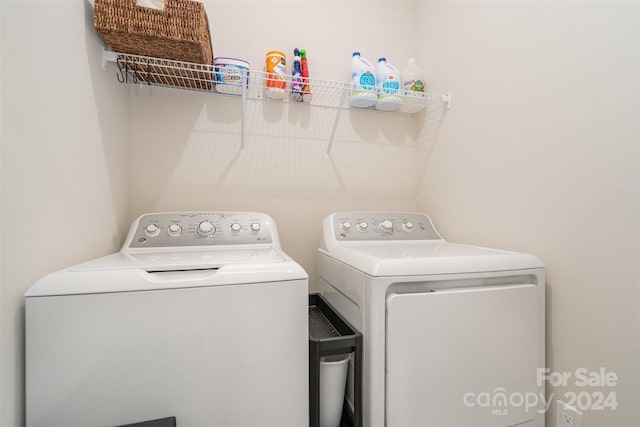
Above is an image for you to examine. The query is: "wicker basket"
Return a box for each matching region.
[94,0,214,90]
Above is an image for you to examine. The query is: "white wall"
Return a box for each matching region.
[128,1,423,287]
[0,2,130,426]
[416,1,639,426]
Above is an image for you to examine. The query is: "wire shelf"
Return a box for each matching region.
[103,50,450,110]
[102,49,451,156]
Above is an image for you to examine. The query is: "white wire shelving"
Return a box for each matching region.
[102,49,451,157]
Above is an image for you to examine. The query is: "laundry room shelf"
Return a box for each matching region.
[102,49,451,157]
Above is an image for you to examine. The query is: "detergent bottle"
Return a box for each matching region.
[399,57,426,113]
[375,57,401,111]
[349,52,378,109]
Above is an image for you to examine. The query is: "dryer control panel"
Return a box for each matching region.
[328,212,443,241]
[126,212,276,249]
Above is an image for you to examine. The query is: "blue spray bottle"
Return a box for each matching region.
[291,48,303,102]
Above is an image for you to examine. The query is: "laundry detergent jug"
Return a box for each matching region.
[399,57,426,113]
[375,57,401,112]
[350,52,378,109]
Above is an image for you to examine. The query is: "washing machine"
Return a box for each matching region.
[25,211,308,427]
[317,211,545,427]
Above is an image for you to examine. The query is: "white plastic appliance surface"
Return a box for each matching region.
[26,212,309,427]
[319,211,543,276]
[386,284,539,426]
[317,212,545,427]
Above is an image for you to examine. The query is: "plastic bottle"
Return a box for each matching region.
[399,58,426,113]
[265,50,286,100]
[291,49,303,102]
[300,49,312,103]
[375,57,401,111]
[349,52,378,109]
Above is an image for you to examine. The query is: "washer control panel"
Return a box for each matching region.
[330,212,442,241]
[127,212,274,248]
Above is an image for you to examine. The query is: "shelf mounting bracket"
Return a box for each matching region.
[443,93,452,110]
[102,47,118,70]
[326,88,349,159]
[240,70,248,156]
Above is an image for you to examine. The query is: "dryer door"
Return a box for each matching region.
[386,284,539,427]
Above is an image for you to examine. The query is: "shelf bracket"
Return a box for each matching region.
[326,88,349,159]
[102,47,118,70]
[443,93,452,110]
[240,70,248,156]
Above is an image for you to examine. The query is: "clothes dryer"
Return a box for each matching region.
[317,211,545,427]
[26,212,308,427]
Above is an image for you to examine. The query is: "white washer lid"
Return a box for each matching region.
[71,246,285,272]
[25,246,308,297]
[320,241,543,276]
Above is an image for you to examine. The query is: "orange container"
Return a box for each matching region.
[266,50,286,91]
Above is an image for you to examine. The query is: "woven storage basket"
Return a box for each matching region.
[94,0,214,90]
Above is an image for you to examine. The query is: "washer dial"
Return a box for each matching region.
[167,224,182,236]
[197,221,215,237]
[378,219,393,233]
[357,221,369,232]
[144,224,160,237]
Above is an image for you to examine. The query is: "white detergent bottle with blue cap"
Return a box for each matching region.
[350,52,378,109]
[375,57,402,111]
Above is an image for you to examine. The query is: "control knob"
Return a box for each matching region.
[250,223,261,233]
[167,224,182,236]
[378,219,393,233]
[144,224,160,237]
[357,221,369,232]
[197,220,215,237]
[402,222,414,232]
[230,223,242,233]
[341,221,352,232]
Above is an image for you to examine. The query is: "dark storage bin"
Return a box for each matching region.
[309,294,362,427]
[116,416,176,427]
